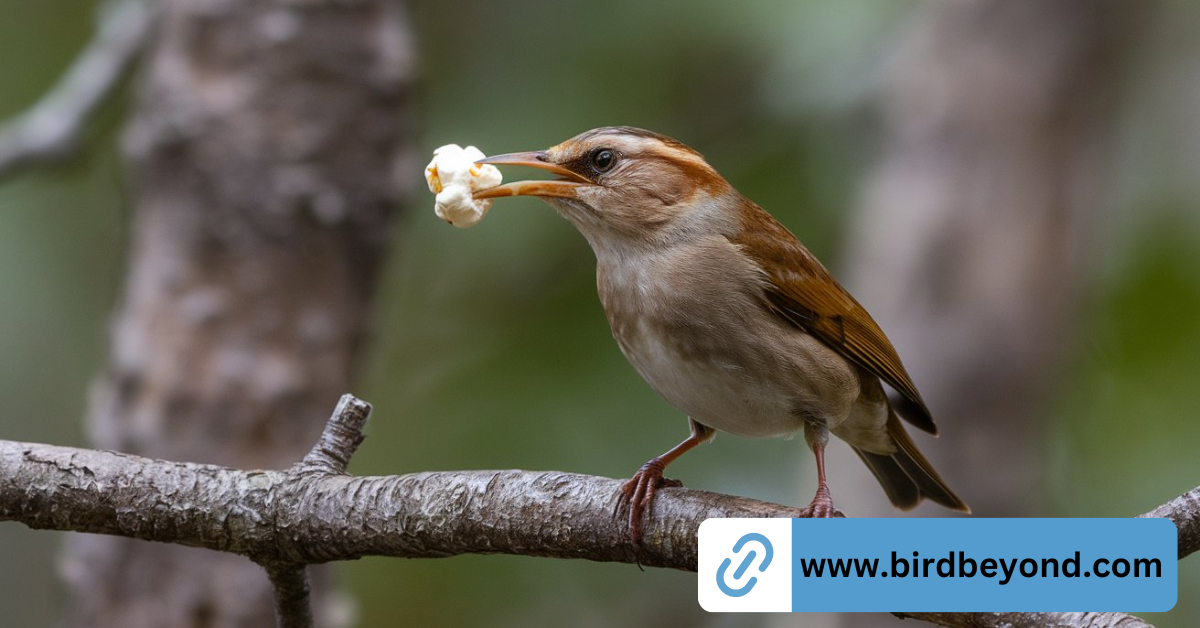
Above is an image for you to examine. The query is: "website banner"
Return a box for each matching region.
[698,518,1177,613]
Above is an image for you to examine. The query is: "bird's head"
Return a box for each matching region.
[474,127,740,253]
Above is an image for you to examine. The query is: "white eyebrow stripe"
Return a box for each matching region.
[640,144,712,173]
[554,130,713,175]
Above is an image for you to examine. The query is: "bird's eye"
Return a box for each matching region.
[590,149,618,173]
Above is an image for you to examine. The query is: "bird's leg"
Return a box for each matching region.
[620,420,713,544]
[800,421,836,518]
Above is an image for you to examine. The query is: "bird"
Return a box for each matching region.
[473,126,969,541]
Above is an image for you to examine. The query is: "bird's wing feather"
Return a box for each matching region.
[729,204,937,434]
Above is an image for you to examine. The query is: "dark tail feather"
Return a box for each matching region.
[854,448,921,509]
[853,411,970,513]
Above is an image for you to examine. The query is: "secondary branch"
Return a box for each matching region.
[0,0,152,178]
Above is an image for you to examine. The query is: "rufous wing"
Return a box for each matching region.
[730,202,937,434]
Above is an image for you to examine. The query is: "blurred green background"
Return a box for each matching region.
[1,1,1197,627]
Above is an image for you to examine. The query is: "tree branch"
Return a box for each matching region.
[0,0,152,179]
[893,612,1156,628]
[1140,484,1200,560]
[298,394,370,475]
[262,563,314,628]
[0,395,1194,628]
[0,395,800,570]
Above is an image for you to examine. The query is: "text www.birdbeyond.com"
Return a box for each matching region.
[697,518,1177,612]
[799,550,1160,584]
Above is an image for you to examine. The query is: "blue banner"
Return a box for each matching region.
[698,518,1177,612]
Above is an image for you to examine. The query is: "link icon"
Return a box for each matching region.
[716,533,774,597]
[699,519,793,612]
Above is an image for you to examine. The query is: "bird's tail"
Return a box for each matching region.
[852,410,970,513]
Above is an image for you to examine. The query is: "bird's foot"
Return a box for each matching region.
[619,458,682,544]
[798,486,836,518]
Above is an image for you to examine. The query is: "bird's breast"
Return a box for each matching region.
[595,239,860,438]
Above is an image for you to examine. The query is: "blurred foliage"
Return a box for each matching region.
[0,1,1197,627]
[1047,212,1200,627]
[0,2,124,626]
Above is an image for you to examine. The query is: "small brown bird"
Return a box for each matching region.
[475,127,968,540]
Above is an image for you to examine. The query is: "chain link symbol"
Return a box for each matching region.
[716,532,774,597]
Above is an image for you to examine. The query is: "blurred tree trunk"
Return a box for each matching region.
[783,1,1129,626]
[840,0,1128,516]
[58,1,414,627]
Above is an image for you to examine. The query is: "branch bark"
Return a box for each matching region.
[1,395,1195,628]
[263,564,313,628]
[893,612,1155,628]
[0,396,801,571]
[1140,486,1200,560]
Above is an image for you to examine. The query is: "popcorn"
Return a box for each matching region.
[424,144,502,228]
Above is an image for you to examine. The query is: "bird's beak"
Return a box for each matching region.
[472,151,592,200]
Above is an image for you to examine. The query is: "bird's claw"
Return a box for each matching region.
[798,487,837,518]
[618,459,682,544]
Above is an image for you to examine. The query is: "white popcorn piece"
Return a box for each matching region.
[424,144,503,228]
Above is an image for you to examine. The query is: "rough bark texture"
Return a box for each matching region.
[1140,487,1200,560]
[0,437,805,570]
[1,395,1195,628]
[895,613,1155,628]
[59,1,415,626]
